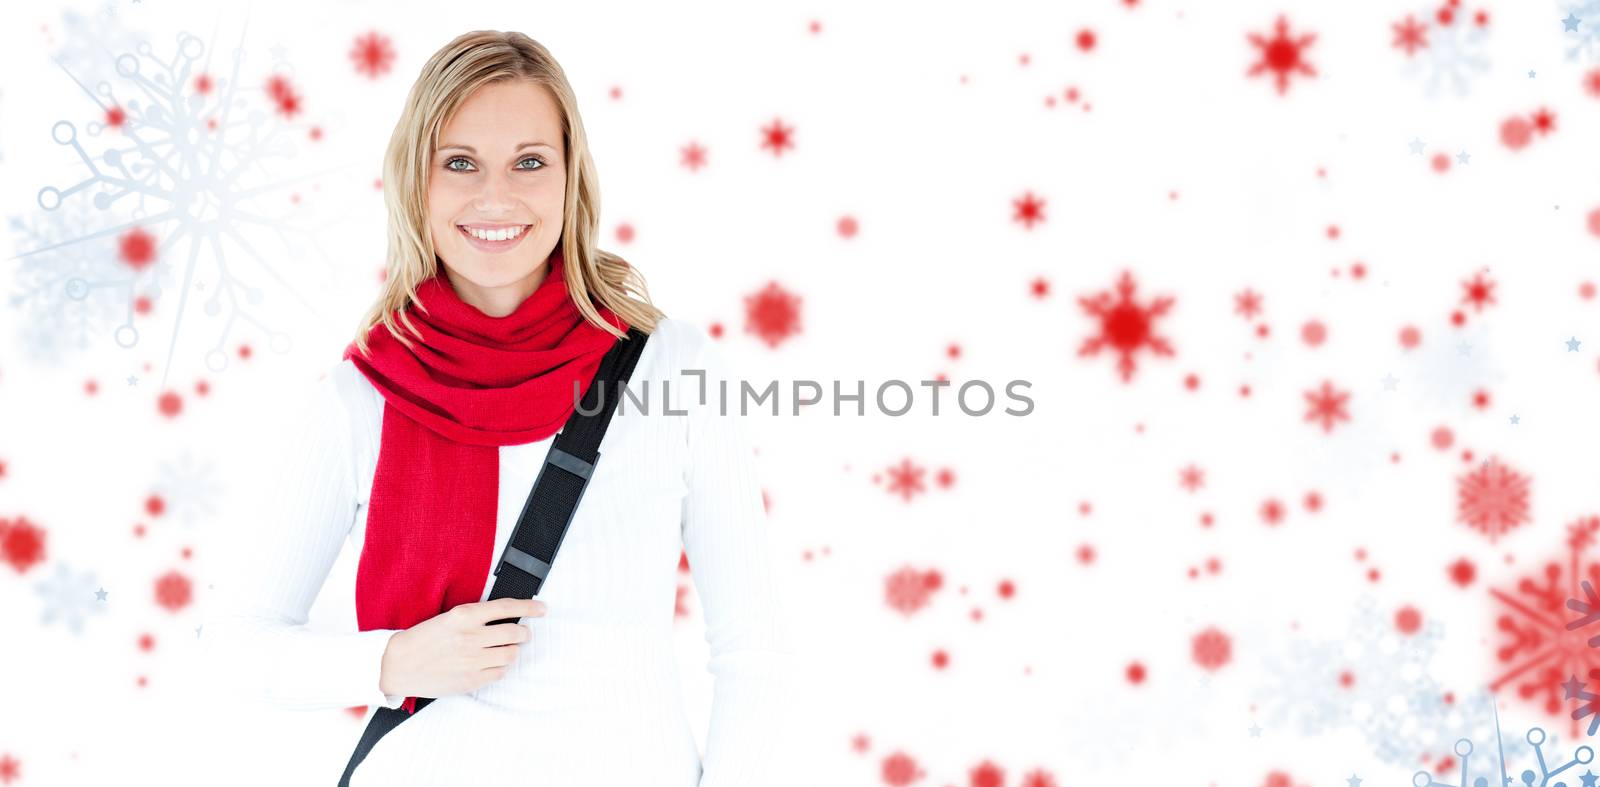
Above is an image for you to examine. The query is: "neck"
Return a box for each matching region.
[444,262,550,317]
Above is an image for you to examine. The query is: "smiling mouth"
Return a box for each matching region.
[457,224,532,243]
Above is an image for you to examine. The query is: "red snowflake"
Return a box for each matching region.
[885,565,942,616]
[1458,458,1531,542]
[1234,288,1263,319]
[0,516,47,574]
[1502,115,1534,150]
[1012,191,1046,229]
[1193,626,1233,670]
[1391,15,1429,56]
[881,752,925,785]
[1247,15,1318,95]
[1461,272,1497,312]
[1262,772,1308,787]
[1303,380,1351,432]
[1533,107,1557,135]
[1019,771,1060,787]
[882,458,927,502]
[743,281,802,348]
[350,31,396,79]
[1077,271,1175,382]
[1490,518,1600,737]
[760,117,795,157]
[970,761,1005,787]
[265,74,302,118]
[118,227,157,271]
[680,141,707,171]
[1179,464,1205,492]
[153,569,192,613]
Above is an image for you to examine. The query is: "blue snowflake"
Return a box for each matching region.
[1255,597,1534,769]
[8,202,176,363]
[1415,716,1595,787]
[152,450,222,528]
[34,562,108,635]
[1561,0,1600,63]
[7,12,326,383]
[1397,8,1491,98]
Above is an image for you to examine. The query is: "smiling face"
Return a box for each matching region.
[427,79,567,317]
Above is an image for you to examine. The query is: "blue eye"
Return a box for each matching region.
[443,156,546,172]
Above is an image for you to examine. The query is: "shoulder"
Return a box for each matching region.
[638,316,717,373]
[324,357,381,420]
[315,357,384,456]
[639,316,731,372]
[639,315,704,352]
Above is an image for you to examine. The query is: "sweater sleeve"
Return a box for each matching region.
[201,365,406,712]
[676,326,803,787]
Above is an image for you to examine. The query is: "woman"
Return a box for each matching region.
[204,30,798,786]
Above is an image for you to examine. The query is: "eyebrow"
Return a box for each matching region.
[437,142,557,155]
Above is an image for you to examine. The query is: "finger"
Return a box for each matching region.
[466,597,547,623]
[472,623,531,648]
[474,643,520,669]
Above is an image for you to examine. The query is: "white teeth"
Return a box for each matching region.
[464,225,526,242]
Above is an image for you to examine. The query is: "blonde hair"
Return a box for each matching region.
[352,30,663,357]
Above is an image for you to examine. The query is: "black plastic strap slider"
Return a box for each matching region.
[546,446,595,479]
[495,545,552,580]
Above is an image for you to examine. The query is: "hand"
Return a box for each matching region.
[378,597,547,700]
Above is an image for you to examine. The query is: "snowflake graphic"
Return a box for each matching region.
[1234,288,1263,320]
[1417,717,1592,787]
[152,451,223,527]
[1077,271,1174,382]
[34,562,107,635]
[1461,271,1498,313]
[7,201,175,363]
[1560,593,1600,736]
[9,15,329,383]
[1257,596,1436,737]
[1491,519,1600,738]
[1404,321,1504,410]
[349,31,396,79]
[1012,191,1046,230]
[1459,458,1532,543]
[1246,15,1318,95]
[1561,0,1600,63]
[1393,14,1429,57]
[743,281,802,348]
[50,5,150,86]
[1303,380,1351,433]
[881,457,927,502]
[1254,596,1532,769]
[1395,3,1491,98]
[885,565,942,616]
[759,117,795,157]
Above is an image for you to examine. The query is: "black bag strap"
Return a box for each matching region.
[338,326,650,787]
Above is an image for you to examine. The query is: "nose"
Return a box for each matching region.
[471,168,515,216]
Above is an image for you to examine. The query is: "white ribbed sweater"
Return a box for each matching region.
[203,317,799,786]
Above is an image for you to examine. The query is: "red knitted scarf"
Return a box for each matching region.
[342,249,627,714]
